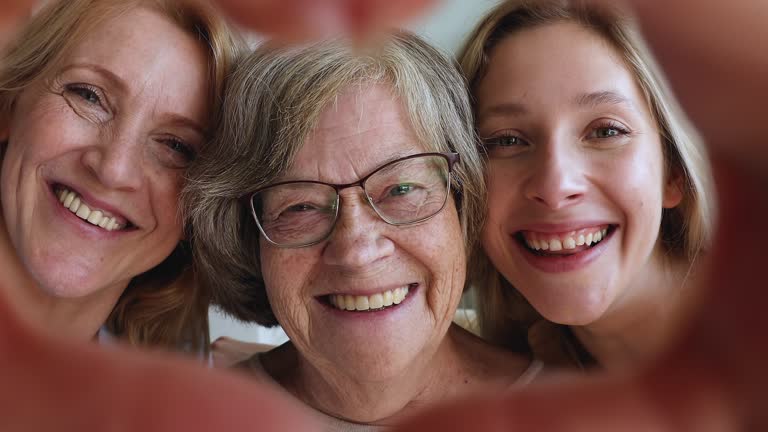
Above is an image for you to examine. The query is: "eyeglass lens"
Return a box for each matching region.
[252,154,451,247]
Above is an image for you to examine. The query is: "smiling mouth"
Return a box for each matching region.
[517,225,616,256]
[54,185,135,232]
[322,284,416,312]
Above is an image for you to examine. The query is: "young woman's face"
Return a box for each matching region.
[0,7,209,300]
[475,22,682,325]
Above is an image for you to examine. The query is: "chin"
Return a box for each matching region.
[28,263,117,300]
[526,287,611,327]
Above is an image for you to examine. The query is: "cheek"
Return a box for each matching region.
[260,250,311,314]
[150,173,185,236]
[423,208,466,312]
[485,162,517,222]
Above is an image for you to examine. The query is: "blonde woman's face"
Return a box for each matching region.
[259,84,466,384]
[0,7,209,300]
[475,23,682,326]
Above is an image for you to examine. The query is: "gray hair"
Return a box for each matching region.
[185,31,486,326]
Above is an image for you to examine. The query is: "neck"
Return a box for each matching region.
[572,248,699,370]
[0,217,123,342]
[264,324,528,425]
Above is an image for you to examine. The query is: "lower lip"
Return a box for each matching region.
[48,184,125,238]
[516,230,613,273]
[317,284,419,319]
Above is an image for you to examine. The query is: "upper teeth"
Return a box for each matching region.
[524,227,609,251]
[329,286,410,312]
[57,188,124,231]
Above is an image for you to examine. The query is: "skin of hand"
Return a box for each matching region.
[1,1,766,431]
[210,336,275,368]
[0,2,433,431]
[395,1,768,430]
[212,0,436,41]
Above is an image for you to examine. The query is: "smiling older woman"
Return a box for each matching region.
[0,0,242,348]
[185,32,539,428]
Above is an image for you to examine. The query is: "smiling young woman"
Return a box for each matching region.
[459,0,715,369]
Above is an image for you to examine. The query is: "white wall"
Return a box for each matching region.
[208,0,502,345]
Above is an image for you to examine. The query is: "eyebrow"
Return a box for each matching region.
[573,90,635,110]
[479,102,528,119]
[60,63,128,94]
[160,114,208,138]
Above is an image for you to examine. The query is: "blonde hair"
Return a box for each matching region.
[0,0,244,350]
[458,0,715,354]
[185,32,486,325]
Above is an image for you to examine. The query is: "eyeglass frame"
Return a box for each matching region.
[245,152,461,248]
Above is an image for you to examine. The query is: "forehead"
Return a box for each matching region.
[287,83,425,183]
[477,21,645,112]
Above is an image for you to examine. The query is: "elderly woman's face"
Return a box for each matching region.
[259,84,466,382]
[0,8,209,300]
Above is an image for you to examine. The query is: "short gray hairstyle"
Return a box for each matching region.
[184,31,486,326]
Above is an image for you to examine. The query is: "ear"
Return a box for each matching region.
[662,169,684,209]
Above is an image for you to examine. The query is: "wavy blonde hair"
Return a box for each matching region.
[458,0,715,356]
[0,0,244,351]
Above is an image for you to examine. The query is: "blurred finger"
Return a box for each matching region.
[211,0,436,41]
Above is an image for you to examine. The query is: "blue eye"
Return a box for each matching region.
[388,183,415,196]
[483,135,526,147]
[66,84,101,104]
[165,138,195,160]
[589,121,631,139]
[286,204,315,212]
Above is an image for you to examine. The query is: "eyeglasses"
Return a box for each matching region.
[248,152,460,248]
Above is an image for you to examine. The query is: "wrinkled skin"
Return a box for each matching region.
[1,1,766,431]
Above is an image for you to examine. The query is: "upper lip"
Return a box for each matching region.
[513,221,616,235]
[53,181,137,228]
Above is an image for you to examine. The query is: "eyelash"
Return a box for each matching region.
[481,133,528,148]
[65,83,103,106]
[589,120,631,139]
[163,137,196,161]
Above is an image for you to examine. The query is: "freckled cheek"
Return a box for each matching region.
[421,214,466,319]
[261,251,315,317]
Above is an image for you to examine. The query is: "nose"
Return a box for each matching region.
[523,141,586,210]
[81,124,144,191]
[322,189,395,269]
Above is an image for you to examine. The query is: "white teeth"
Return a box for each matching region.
[62,191,75,208]
[56,187,124,232]
[69,197,81,212]
[355,296,369,311]
[525,227,611,252]
[331,286,411,312]
[344,295,356,311]
[87,210,103,225]
[563,237,576,250]
[369,293,384,309]
[383,290,394,306]
[75,203,91,220]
